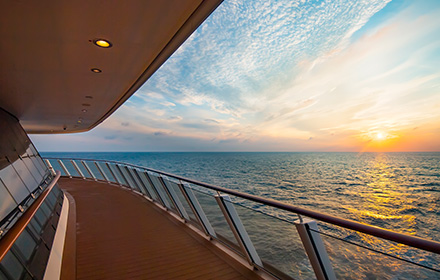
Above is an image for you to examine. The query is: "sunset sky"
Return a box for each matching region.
[32,0,440,152]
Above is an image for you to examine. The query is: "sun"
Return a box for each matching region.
[357,130,402,152]
[376,132,385,140]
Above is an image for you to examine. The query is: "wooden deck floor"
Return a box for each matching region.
[58,178,262,280]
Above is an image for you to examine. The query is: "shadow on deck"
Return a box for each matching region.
[58,177,262,280]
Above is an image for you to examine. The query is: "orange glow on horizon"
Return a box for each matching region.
[349,124,440,152]
[354,130,401,152]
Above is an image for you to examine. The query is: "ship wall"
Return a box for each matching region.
[0,108,49,222]
[0,108,65,279]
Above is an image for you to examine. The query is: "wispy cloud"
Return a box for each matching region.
[31,0,440,152]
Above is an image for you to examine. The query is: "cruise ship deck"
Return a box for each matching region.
[1,1,440,279]
[59,177,262,280]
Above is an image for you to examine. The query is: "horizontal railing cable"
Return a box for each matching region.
[43,157,440,254]
[309,228,440,273]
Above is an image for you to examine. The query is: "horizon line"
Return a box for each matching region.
[39,150,440,153]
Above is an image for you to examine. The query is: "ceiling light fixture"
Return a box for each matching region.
[93,39,112,48]
[91,68,102,73]
[82,109,87,113]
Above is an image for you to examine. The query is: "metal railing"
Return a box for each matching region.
[44,157,440,280]
[0,171,61,262]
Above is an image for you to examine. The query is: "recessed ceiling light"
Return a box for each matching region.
[82,109,87,113]
[91,68,102,73]
[93,39,112,48]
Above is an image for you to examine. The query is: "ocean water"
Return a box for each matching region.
[43,152,440,279]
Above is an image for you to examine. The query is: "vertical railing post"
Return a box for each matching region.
[178,183,216,238]
[215,194,262,267]
[71,160,85,179]
[294,218,336,280]
[81,161,97,180]
[57,160,71,178]
[44,159,56,176]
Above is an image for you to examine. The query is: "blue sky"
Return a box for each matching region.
[32,0,440,152]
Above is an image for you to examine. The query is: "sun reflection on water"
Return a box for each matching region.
[343,154,418,256]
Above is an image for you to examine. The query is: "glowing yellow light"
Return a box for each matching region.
[94,39,112,48]
[376,132,385,140]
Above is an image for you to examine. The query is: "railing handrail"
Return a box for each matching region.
[0,171,61,262]
[44,157,440,254]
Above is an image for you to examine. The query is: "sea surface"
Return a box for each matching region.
[42,152,440,279]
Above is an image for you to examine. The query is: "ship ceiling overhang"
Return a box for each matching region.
[0,0,222,134]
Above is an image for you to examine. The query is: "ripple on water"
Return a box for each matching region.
[44,151,440,278]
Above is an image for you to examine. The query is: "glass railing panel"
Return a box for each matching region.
[137,171,159,201]
[33,207,48,229]
[232,201,315,279]
[98,162,117,183]
[126,168,146,195]
[45,159,64,176]
[28,150,47,177]
[0,179,18,223]
[190,187,240,249]
[82,160,104,180]
[44,191,57,211]
[62,160,79,177]
[0,164,30,204]
[13,228,37,262]
[22,156,43,185]
[74,161,90,179]
[51,184,61,198]
[11,159,38,192]
[38,201,52,219]
[29,218,42,236]
[118,166,138,191]
[162,178,199,225]
[148,173,174,210]
[26,155,44,178]
[316,225,440,279]
[108,164,127,185]
[0,250,31,279]
[128,167,148,194]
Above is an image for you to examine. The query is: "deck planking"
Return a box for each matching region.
[58,177,262,280]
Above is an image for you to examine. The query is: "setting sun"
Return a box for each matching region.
[376,132,386,140]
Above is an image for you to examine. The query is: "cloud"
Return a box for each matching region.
[104,135,117,140]
[139,0,390,117]
[168,116,183,121]
[143,92,164,100]
[30,1,440,152]
[160,101,176,107]
[204,119,219,124]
